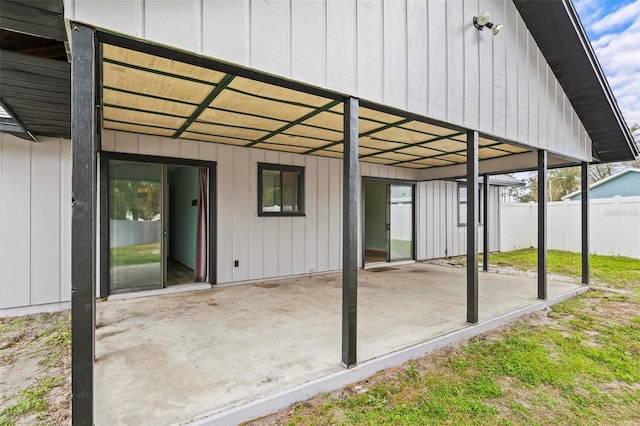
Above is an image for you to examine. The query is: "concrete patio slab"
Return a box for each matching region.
[94,262,583,425]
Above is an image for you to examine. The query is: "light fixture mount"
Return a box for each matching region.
[473,12,502,36]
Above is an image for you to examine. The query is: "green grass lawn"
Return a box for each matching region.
[110,242,160,267]
[485,248,640,287]
[264,250,640,425]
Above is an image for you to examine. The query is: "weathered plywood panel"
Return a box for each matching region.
[277,153,294,277]
[72,0,138,38]
[383,0,407,109]
[315,157,330,272]
[248,149,265,280]
[216,144,234,282]
[517,14,529,143]
[138,135,161,156]
[326,0,356,94]
[115,131,138,153]
[492,0,507,136]
[537,54,548,151]
[291,155,307,276]
[198,141,217,162]
[291,0,326,88]
[0,136,31,308]
[145,0,199,53]
[262,151,280,278]
[202,0,250,64]
[527,33,539,146]
[304,156,318,273]
[328,159,341,271]
[428,0,447,119]
[406,0,428,114]
[463,0,480,130]
[232,148,250,281]
[250,0,290,75]
[357,0,383,101]
[556,82,566,155]
[31,140,61,305]
[180,140,200,159]
[504,1,519,141]
[478,0,495,133]
[59,140,72,302]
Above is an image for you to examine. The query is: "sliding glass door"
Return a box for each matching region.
[109,161,163,294]
[389,184,414,261]
[364,180,415,264]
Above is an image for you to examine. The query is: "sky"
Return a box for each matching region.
[573,0,640,131]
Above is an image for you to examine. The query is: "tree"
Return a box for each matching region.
[516,167,580,202]
[626,123,640,168]
[589,163,613,183]
[548,167,580,201]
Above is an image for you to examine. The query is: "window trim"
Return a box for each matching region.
[457,183,484,226]
[258,162,305,217]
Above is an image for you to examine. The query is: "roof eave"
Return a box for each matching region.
[514,0,639,163]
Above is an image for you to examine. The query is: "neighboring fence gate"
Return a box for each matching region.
[500,196,640,259]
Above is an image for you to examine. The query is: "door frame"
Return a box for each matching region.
[99,152,217,298]
[361,177,417,267]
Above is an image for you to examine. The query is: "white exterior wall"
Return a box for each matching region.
[416,180,500,259]
[0,133,71,315]
[500,198,640,259]
[66,0,592,162]
[0,128,504,312]
[103,130,419,284]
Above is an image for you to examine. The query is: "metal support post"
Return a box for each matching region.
[71,22,97,425]
[537,150,547,300]
[466,130,479,324]
[581,162,590,285]
[342,97,359,367]
[482,173,489,271]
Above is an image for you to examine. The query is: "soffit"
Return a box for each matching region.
[101,43,529,169]
[0,0,70,140]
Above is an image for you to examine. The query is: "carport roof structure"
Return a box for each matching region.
[100,41,527,169]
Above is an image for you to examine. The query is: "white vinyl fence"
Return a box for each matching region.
[110,219,161,248]
[500,196,640,259]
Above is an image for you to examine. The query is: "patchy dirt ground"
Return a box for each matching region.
[0,311,71,425]
[0,262,636,425]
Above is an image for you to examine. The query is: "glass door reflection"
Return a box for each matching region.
[389,184,414,261]
[109,161,163,294]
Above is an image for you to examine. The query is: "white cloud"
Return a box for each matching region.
[591,1,640,33]
[575,0,640,127]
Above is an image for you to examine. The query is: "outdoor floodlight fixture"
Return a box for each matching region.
[473,12,502,35]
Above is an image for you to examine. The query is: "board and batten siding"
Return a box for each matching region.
[0,133,71,315]
[0,128,503,312]
[102,130,420,284]
[416,180,500,260]
[67,0,592,162]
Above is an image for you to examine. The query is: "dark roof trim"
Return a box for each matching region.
[514,0,638,162]
[95,29,346,102]
[0,97,38,142]
[0,0,66,41]
[0,49,71,138]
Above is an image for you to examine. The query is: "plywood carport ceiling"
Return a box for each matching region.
[101,44,528,169]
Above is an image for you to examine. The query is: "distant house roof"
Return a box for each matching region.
[562,168,640,200]
[456,174,525,187]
